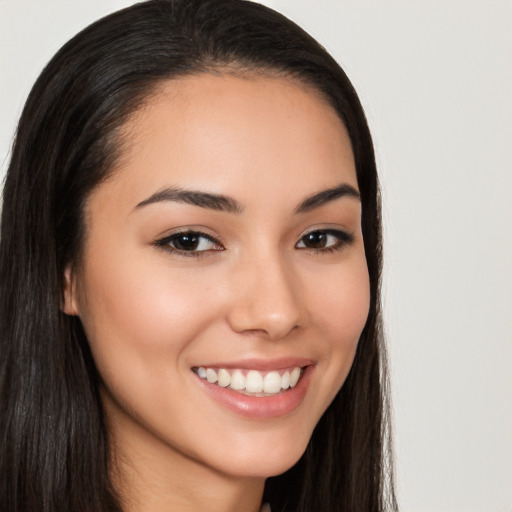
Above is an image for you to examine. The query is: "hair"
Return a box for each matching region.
[0,1,397,511]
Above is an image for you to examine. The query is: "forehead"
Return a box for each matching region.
[101,73,357,212]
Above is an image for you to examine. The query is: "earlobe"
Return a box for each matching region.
[62,265,79,316]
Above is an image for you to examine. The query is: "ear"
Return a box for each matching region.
[62,264,79,316]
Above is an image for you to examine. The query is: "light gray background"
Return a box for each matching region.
[1,1,511,511]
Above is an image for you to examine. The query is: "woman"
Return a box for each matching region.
[0,1,396,511]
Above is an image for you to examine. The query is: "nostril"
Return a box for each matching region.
[226,259,305,339]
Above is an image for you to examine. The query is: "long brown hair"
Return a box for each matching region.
[0,1,397,510]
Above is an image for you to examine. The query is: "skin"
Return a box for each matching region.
[64,74,370,512]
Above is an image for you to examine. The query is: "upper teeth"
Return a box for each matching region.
[195,367,302,395]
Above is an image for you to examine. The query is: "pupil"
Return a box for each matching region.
[174,234,199,251]
[304,232,326,248]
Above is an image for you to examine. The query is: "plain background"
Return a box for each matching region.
[1,1,511,511]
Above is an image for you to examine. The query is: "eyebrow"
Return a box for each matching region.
[294,183,360,213]
[135,188,243,214]
[135,183,360,214]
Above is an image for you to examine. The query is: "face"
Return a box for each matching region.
[65,74,370,481]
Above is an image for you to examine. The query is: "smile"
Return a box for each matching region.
[193,366,303,396]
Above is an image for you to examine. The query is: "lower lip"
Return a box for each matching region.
[195,366,313,419]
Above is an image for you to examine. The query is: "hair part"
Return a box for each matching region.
[0,1,397,511]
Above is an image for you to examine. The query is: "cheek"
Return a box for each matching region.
[311,255,370,344]
[76,253,225,379]
[306,252,371,399]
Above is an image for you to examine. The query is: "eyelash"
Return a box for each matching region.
[154,231,223,258]
[296,229,354,254]
[154,228,354,258]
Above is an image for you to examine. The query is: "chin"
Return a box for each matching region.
[209,429,311,479]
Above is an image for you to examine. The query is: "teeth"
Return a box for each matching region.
[230,370,245,390]
[195,366,303,395]
[290,367,301,388]
[217,368,231,388]
[206,368,218,383]
[245,370,263,393]
[263,371,282,394]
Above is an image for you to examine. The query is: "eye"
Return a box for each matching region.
[155,231,223,255]
[295,229,353,252]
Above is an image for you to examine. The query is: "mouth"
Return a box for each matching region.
[192,366,304,397]
[191,360,314,418]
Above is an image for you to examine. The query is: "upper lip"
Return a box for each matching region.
[192,357,315,371]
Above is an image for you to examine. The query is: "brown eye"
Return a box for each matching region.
[301,231,329,249]
[296,229,353,251]
[171,233,202,251]
[156,231,223,253]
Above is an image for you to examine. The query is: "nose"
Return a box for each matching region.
[226,252,306,340]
